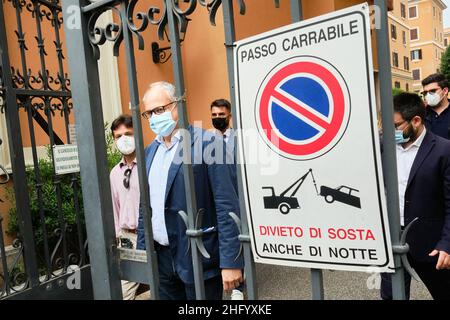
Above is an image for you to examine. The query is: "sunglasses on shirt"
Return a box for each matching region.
[123,168,132,189]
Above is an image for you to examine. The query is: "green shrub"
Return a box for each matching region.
[392,87,404,97]
[440,46,450,81]
[5,123,121,269]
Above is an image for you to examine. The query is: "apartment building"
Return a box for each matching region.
[389,0,414,91]
[444,27,450,47]
[408,0,447,93]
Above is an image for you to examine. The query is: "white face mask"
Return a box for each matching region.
[425,91,443,107]
[115,135,135,155]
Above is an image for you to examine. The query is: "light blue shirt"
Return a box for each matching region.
[223,128,232,143]
[149,131,181,246]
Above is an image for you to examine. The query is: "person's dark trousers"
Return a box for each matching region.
[155,241,223,300]
[380,269,412,300]
[381,254,450,300]
[409,258,450,300]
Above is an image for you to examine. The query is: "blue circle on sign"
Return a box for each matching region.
[271,77,331,141]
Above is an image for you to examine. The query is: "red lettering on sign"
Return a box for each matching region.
[259,226,304,238]
[327,228,375,241]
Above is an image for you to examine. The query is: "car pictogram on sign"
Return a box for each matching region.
[320,185,361,209]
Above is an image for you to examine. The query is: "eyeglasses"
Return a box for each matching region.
[394,121,407,130]
[395,120,412,130]
[141,99,180,120]
[421,88,440,97]
[123,168,132,189]
[120,238,134,249]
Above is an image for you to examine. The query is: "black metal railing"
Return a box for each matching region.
[0,0,89,299]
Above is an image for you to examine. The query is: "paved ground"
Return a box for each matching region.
[136,263,432,300]
[255,263,431,300]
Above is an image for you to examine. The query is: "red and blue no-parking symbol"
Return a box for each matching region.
[257,57,350,160]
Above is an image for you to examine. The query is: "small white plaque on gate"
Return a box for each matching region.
[118,248,147,263]
[53,144,80,175]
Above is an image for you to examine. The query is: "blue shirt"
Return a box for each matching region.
[148,131,181,246]
[425,101,450,139]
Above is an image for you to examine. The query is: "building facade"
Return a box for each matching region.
[389,0,414,91]
[408,0,447,92]
[444,27,450,47]
[386,0,447,92]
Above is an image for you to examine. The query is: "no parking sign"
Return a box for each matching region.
[234,4,394,272]
[257,57,349,160]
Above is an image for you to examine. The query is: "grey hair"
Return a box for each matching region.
[142,81,177,103]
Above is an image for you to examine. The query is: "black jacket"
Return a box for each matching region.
[403,130,450,262]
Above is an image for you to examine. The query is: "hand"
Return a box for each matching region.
[221,269,243,292]
[429,250,450,270]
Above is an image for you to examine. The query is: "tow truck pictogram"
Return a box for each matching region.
[262,169,361,214]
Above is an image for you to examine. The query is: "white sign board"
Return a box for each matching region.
[53,144,80,175]
[234,4,394,272]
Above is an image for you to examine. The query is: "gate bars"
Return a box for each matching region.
[0,0,39,289]
[374,0,407,300]
[61,0,407,300]
[0,0,89,299]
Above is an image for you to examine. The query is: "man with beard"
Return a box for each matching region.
[380,92,450,300]
[211,99,234,145]
[422,73,450,139]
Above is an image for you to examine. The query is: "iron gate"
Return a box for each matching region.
[0,0,92,300]
[60,0,408,301]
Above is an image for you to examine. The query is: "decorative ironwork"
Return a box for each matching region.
[85,0,197,60]
[84,0,284,61]
[8,239,28,293]
[199,0,245,26]
[151,41,172,63]
[151,27,188,64]
[198,0,280,26]
[0,230,29,297]
[87,5,123,60]
[1,0,88,299]
[7,0,69,93]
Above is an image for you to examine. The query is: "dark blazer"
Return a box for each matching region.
[226,128,237,191]
[137,126,243,284]
[404,130,450,262]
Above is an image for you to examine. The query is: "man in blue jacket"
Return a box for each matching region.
[137,81,243,300]
[381,92,450,300]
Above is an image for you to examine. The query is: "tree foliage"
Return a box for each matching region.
[441,46,450,81]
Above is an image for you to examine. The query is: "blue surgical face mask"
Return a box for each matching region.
[395,129,410,144]
[149,111,177,137]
